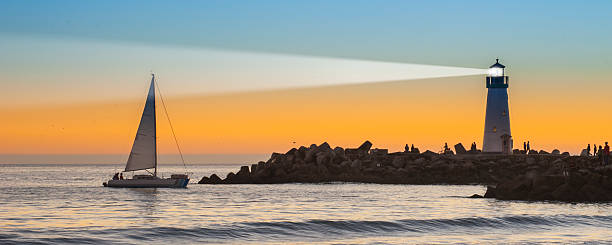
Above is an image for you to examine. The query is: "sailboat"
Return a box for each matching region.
[103,74,189,188]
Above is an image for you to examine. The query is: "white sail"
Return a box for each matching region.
[125,75,157,172]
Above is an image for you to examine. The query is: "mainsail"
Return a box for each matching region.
[125,75,157,172]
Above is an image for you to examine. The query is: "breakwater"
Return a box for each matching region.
[199,141,612,202]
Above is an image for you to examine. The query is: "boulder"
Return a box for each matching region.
[411,157,425,165]
[498,158,512,165]
[350,159,362,169]
[358,140,373,152]
[551,149,560,155]
[304,146,318,163]
[562,152,570,156]
[392,156,407,169]
[579,184,609,201]
[495,177,533,200]
[454,143,467,155]
[526,157,536,165]
[237,166,250,176]
[580,149,589,156]
[339,160,351,169]
[333,147,345,158]
[422,150,437,157]
[528,175,566,200]
[484,186,496,198]
[208,174,222,184]
[296,146,308,159]
[538,150,549,155]
[318,142,332,152]
[197,176,209,184]
[315,151,331,165]
[513,149,521,154]
[286,148,298,155]
[232,166,252,183]
[528,150,538,155]
[225,172,236,182]
[551,183,582,201]
[268,152,284,164]
[317,164,330,177]
[370,148,388,155]
[469,194,484,198]
[273,168,287,178]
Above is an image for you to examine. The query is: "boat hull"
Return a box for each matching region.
[104,178,189,188]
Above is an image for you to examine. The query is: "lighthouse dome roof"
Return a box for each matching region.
[489,59,505,68]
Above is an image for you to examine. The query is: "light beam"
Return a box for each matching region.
[0,35,486,106]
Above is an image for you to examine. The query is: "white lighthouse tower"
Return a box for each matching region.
[483,59,512,154]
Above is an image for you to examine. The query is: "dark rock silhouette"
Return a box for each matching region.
[454,143,467,155]
[199,173,222,184]
[198,141,612,202]
[483,168,612,202]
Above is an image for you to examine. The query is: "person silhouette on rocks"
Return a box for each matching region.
[604,142,610,166]
[587,144,591,156]
[599,145,603,161]
[527,141,530,152]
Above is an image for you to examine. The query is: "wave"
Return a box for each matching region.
[3,215,612,244]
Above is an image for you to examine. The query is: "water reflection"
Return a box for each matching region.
[128,188,160,223]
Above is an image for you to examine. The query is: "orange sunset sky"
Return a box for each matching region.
[2,73,611,163]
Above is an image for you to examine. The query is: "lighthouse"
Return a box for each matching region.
[483,59,512,154]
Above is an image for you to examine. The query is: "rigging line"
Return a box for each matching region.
[155,76,189,174]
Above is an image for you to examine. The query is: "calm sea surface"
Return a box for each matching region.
[1,164,611,244]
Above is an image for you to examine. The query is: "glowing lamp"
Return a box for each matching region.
[488,58,505,77]
[488,67,504,77]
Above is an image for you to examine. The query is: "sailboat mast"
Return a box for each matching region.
[152,74,158,177]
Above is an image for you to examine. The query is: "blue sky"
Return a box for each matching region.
[2,0,611,70]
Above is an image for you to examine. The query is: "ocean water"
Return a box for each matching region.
[1,164,611,244]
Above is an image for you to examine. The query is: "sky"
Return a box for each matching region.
[1,0,611,163]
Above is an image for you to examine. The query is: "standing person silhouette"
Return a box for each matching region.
[604,142,610,166]
[523,142,527,152]
[587,144,591,156]
[527,141,531,152]
[599,145,603,161]
[594,144,598,156]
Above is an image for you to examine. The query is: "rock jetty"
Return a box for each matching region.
[198,141,612,202]
[483,167,612,202]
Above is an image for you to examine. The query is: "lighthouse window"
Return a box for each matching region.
[493,126,497,132]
